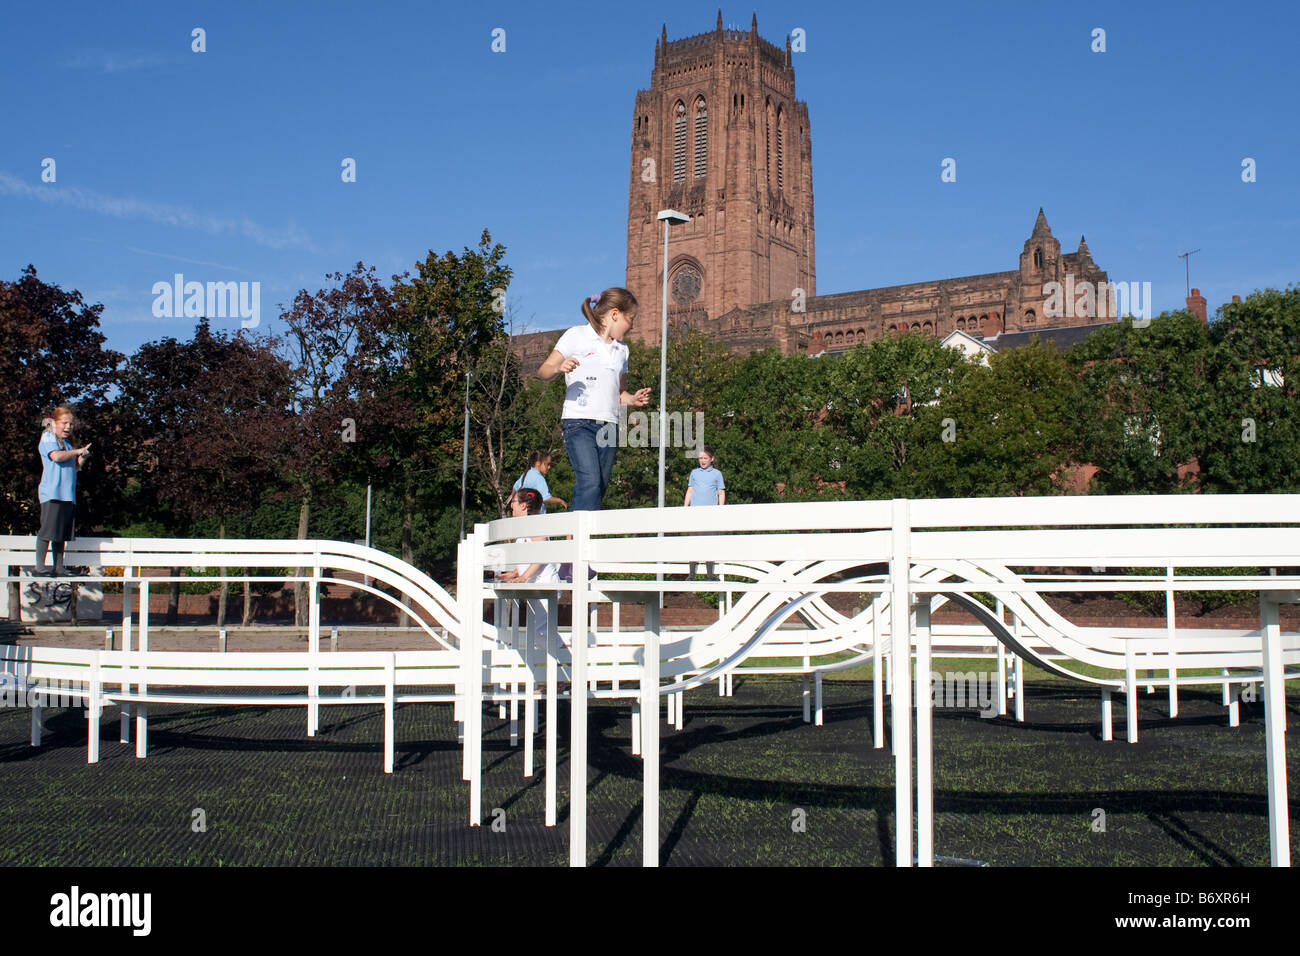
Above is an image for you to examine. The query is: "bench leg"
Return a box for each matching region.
[631,700,641,756]
[1101,688,1113,742]
[87,685,100,764]
[120,702,132,744]
[30,704,42,746]
[814,671,824,727]
[135,703,148,758]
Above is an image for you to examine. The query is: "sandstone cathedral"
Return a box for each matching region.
[511,13,1119,369]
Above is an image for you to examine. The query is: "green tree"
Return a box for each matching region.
[0,266,122,536]
[1069,312,1216,493]
[389,230,512,562]
[825,333,976,498]
[1201,286,1300,493]
[914,340,1082,497]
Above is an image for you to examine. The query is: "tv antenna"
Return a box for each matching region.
[1177,249,1201,297]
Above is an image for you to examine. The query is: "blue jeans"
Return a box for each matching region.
[563,418,618,511]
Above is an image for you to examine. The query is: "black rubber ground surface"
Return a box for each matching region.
[0,677,1294,866]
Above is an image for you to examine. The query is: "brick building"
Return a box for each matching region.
[510,14,1117,370]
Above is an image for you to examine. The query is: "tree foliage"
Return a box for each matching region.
[0,266,122,533]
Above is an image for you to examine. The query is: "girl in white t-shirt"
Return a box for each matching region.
[536,288,651,512]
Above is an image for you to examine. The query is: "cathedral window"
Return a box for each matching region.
[776,107,784,191]
[1024,309,1036,324]
[957,318,966,330]
[673,102,687,183]
[764,100,771,192]
[694,98,708,179]
[1033,247,1043,269]
[671,264,703,306]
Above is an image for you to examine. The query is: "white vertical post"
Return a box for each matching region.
[468,529,486,828]
[872,594,884,749]
[631,699,642,755]
[87,653,101,764]
[915,597,933,867]
[383,654,395,774]
[509,601,520,747]
[890,498,913,868]
[457,535,473,781]
[456,530,484,827]
[801,674,811,723]
[996,601,1008,716]
[569,512,591,867]
[1260,596,1291,867]
[136,580,149,756]
[307,567,320,737]
[120,567,133,743]
[524,601,536,777]
[1166,565,1178,718]
[1124,641,1138,744]
[1013,616,1025,723]
[545,593,558,827]
[589,605,600,695]
[643,597,661,867]
[674,689,683,731]
[1101,688,1113,742]
[814,671,823,727]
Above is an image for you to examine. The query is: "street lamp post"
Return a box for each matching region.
[656,209,690,585]
[656,209,691,513]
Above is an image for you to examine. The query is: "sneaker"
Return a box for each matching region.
[31,565,55,577]
[58,565,89,576]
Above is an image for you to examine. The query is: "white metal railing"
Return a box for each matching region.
[1,494,1297,868]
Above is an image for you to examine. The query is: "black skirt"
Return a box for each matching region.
[38,500,76,542]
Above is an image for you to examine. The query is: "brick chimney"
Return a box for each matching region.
[1186,287,1207,323]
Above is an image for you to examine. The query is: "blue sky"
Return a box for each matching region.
[3,0,1297,357]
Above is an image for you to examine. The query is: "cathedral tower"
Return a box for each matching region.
[625,12,815,344]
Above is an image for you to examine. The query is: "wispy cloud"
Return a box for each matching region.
[0,172,318,252]
[61,51,180,73]
[126,246,251,273]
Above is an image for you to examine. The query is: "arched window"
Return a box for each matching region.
[857,328,866,342]
[957,317,966,330]
[1024,309,1036,324]
[670,263,703,306]
[694,98,708,179]
[776,105,784,191]
[911,322,921,333]
[672,102,687,183]
[1033,247,1043,269]
[923,320,933,336]
[764,98,772,192]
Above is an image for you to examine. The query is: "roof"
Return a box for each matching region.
[983,322,1115,353]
